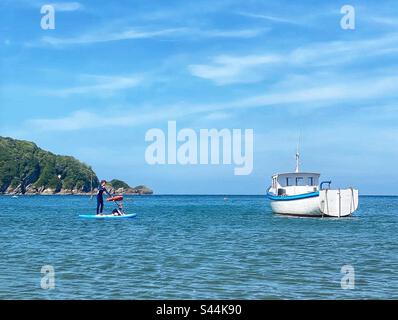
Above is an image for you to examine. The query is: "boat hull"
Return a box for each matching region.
[267,188,359,217]
[270,196,322,216]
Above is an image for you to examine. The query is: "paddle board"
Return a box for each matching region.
[79,213,136,219]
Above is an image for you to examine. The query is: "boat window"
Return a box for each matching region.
[286,177,291,186]
[308,177,314,186]
[296,177,305,186]
[278,188,286,196]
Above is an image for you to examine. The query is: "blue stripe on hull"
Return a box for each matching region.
[267,191,319,201]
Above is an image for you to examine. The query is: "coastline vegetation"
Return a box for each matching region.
[0,136,152,195]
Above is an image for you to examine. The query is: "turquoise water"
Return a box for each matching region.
[0,195,397,299]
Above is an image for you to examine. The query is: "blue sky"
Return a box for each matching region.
[1,0,398,194]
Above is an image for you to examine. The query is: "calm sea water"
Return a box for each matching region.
[0,195,397,299]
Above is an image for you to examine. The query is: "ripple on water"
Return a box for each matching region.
[0,195,397,299]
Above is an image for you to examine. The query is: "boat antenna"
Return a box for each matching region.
[295,134,301,173]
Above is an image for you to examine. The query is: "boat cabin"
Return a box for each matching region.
[270,172,320,196]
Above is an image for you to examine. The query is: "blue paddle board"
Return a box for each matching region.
[79,213,136,219]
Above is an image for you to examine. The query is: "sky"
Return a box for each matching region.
[1,0,398,195]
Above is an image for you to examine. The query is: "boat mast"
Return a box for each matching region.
[295,136,300,173]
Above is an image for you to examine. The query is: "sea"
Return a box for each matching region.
[0,195,397,299]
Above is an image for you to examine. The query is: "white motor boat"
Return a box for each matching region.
[266,150,358,217]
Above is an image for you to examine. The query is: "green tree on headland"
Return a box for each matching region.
[0,136,153,195]
[109,179,130,190]
[0,136,98,194]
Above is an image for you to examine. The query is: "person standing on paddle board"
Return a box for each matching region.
[97,180,111,215]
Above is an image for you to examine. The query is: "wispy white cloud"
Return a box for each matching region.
[222,75,398,109]
[28,111,131,131]
[202,112,232,121]
[189,33,398,85]
[20,73,398,132]
[26,109,165,131]
[38,28,186,46]
[189,54,281,85]
[194,28,268,38]
[50,2,84,12]
[33,26,267,47]
[6,0,83,10]
[368,16,398,27]
[289,33,398,65]
[237,12,301,25]
[42,74,142,97]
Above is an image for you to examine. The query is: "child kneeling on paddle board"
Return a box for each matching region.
[112,203,125,216]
